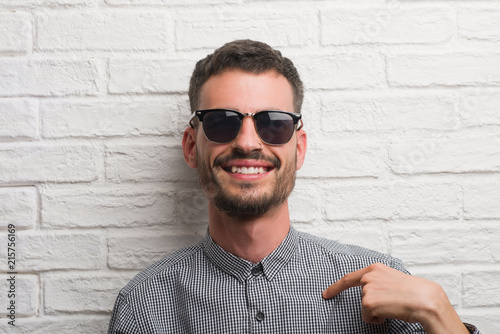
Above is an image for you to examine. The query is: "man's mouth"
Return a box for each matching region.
[224,166,270,175]
[215,153,279,178]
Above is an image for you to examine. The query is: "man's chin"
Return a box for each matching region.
[212,193,276,219]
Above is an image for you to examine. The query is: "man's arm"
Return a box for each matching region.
[108,294,140,334]
[322,263,470,334]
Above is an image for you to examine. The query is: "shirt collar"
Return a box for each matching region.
[203,226,299,283]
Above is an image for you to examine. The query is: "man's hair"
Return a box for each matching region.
[188,39,304,114]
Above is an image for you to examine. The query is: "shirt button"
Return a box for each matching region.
[251,265,263,276]
[255,312,265,322]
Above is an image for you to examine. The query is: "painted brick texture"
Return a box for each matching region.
[0,98,39,139]
[0,12,31,54]
[0,1,498,333]
[36,10,171,51]
[0,59,100,96]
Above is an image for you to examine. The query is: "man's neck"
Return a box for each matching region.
[207,201,291,264]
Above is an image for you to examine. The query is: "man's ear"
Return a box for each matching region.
[182,127,197,169]
[295,128,307,170]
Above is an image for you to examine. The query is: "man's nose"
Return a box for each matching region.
[231,116,262,153]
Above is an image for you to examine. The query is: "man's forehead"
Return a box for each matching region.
[198,69,294,111]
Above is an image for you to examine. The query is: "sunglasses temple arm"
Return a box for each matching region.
[189,115,197,129]
[296,119,304,131]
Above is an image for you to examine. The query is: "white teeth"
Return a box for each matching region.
[229,166,269,174]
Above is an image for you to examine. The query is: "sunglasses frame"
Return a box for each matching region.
[189,109,303,145]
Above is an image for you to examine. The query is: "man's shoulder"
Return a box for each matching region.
[295,230,404,270]
[118,238,205,297]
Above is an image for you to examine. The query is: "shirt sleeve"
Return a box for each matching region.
[464,322,481,334]
[108,293,140,334]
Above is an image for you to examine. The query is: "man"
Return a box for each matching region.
[108,40,479,333]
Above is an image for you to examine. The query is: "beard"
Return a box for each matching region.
[196,148,297,219]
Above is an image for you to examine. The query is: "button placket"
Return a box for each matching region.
[246,264,269,332]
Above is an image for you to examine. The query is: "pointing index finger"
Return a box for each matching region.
[322,266,369,299]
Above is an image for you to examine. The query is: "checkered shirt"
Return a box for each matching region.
[108,227,479,334]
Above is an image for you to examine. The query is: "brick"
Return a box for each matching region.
[299,140,381,178]
[387,53,500,87]
[41,185,175,228]
[321,91,458,132]
[0,12,31,53]
[176,6,316,51]
[108,234,201,269]
[0,232,105,271]
[463,183,500,219]
[390,225,500,265]
[0,187,37,228]
[288,179,324,223]
[0,275,38,316]
[41,97,181,138]
[0,59,99,96]
[0,0,95,6]
[36,10,171,51]
[105,145,195,182]
[390,135,500,174]
[0,144,98,183]
[107,0,239,5]
[173,188,209,224]
[463,271,500,307]
[295,52,385,89]
[108,59,192,94]
[461,89,500,126]
[0,316,109,334]
[297,221,387,255]
[0,98,39,139]
[322,6,453,45]
[459,7,500,40]
[44,273,133,313]
[325,183,461,220]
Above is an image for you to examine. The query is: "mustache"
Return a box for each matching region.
[213,151,281,169]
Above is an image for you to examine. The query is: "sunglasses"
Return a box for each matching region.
[189,109,303,146]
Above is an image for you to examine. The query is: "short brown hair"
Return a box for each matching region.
[188,39,304,114]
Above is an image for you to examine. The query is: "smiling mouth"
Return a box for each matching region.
[223,166,271,175]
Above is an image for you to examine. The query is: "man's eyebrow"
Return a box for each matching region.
[256,107,287,112]
[205,107,287,112]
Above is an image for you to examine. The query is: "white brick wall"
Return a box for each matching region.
[36,10,172,51]
[0,12,31,54]
[0,59,101,96]
[0,1,499,332]
[0,99,39,139]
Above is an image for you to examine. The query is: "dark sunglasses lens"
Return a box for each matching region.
[256,112,295,145]
[203,110,241,143]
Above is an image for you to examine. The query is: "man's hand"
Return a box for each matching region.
[322,263,469,334]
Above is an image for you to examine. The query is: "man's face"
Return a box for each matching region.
[189,69,306,219]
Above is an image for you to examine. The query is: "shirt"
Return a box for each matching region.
[108,227,479,334]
